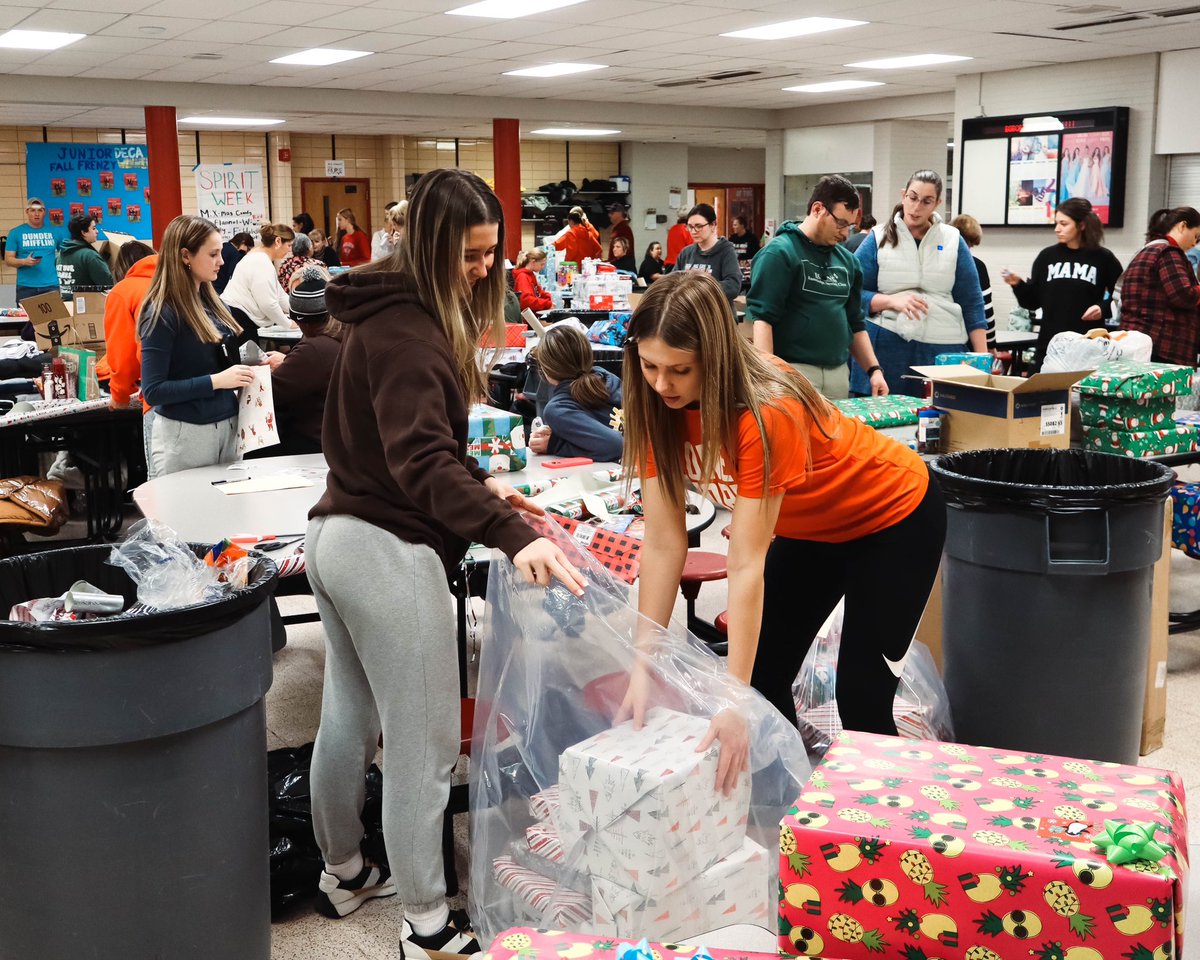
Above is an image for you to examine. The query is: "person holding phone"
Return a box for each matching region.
[6,198,64,339]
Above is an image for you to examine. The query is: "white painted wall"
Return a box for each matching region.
[764,130,785,231]
[687,146,766,183]
[953,53,1165,326]
[783,124,875,175]
[872,120,952,221]
[623,140,689,253]
[1157,49,1200,155]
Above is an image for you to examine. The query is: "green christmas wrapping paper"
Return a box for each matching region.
[835,396,925,429]
[1081,423,1200,458]
[1078,361,1194,400]
[1078,394,1177,432]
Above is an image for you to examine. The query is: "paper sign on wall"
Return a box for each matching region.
[325,160,346,177]
[194,163,267,240]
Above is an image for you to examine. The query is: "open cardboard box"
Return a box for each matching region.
[20,291,105,353]
[910,363,1088,451]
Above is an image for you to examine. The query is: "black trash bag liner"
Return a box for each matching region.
[0,543,277,652]
[932,448,1175,514]
[267,742,387,919]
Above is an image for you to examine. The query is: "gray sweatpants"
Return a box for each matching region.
[305,514,458,913]
[147,413,239,479]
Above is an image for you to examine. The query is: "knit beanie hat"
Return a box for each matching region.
[289,267,327,322]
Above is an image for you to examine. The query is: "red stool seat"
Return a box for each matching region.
[680,550,728,599]
[715,610,728,634]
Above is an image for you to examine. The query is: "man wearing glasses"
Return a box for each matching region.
[673,203,743,304]
[748,175,887,399]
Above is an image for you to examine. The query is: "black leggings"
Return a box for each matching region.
[749,466,946,735]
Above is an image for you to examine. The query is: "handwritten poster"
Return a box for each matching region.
[194,164,266,239]
[25,143,152,241]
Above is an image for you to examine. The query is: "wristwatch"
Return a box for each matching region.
[866,364,883,377]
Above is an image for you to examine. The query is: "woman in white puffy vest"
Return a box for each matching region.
[851,170,988,397]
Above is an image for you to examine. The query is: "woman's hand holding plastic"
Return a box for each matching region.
[698,707,750,796]
[1001,268,1022,287]
[890,292,929,320]
[211,364,257,391]
[1081,304,1103,323]
[529,425,552,454]
[615,655,652,729]
[513,537,587,596]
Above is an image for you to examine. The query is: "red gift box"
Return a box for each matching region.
[553,515,641,583]
[480,323,528,348]
[590,295,615,310]
[779,732,1187,960]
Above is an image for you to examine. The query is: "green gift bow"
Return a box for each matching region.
[1092,820,1169,866]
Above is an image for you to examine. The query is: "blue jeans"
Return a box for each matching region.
[16,284,60,341]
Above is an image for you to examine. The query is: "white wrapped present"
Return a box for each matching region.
[556,707,749,890]
[589,836,771,939]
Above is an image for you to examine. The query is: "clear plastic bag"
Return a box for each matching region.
[469,516,811,945]
[791,598,954,757]
[106,518,244,611]
[1042,330,1123,373]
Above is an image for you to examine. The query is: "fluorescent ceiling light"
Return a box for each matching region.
[723,17,866,40]
[0,29,85,50]
[447,0,586,18]
[848,53,972,69]
[529,128,620,137]
[180,116,285,126]
[504,62,606,77]
[783,80,884,93]
[270,48,371,66]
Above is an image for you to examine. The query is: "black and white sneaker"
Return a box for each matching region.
[314,861,397,919]
[400,908,481,960]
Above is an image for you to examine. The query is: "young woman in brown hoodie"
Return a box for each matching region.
[306,169,585,954]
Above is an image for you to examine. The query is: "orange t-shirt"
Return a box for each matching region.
[645,399,928,542]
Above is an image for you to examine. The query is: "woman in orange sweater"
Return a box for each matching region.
[512,249,554,312]
[101,242,157,409]
[552,208,601,265]
[621,271,944,781]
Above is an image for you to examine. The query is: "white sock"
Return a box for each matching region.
[407,902,450,937]
[326,851,364,881]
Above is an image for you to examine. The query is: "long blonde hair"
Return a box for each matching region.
[623,271,833,508]
[360,169,505,401]
[139,215,239,344]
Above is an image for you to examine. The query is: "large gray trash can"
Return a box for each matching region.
[0,544,278,960]
[931,449,1174,764]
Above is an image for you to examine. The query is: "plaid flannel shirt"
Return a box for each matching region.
[1119,238,1200,366]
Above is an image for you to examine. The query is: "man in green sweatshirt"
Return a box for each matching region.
[748,175,887,399]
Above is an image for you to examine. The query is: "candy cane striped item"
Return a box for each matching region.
[528,786,560,823]
[274,543,306,579]
[525,823,564,863]
[491,856,591,926]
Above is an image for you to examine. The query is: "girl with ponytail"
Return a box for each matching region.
[528,322,624,461]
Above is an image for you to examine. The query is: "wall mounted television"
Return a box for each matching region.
[958,106,1129,228]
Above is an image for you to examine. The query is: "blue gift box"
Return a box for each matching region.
[935,351,992,372]
[466,403,527,473]
[588,312,631,347]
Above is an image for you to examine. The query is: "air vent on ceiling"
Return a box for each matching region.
[189,53,223,60]
[1052,13,1146,30]
[655,78,706,88]
[705,69,761,81]
[1157,4,1200,16]
[997,30,1085,41]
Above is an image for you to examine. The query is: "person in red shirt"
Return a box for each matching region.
[335,207,371,267]
[512,248,554,312]
[606,202,634,261]
[1118,206,1200,366]
[665,214,691,268]
[620,271,945,780]
[552,209,602,266]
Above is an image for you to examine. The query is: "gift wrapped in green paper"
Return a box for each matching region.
[1079,360,1194,399]
[834,395,924,429]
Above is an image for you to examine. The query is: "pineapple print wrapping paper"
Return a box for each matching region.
[467,402,528,474]
[481,927,777,960]
[778,732,1187,960]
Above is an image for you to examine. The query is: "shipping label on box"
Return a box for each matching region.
[467,402,527,474]
[910,364,1087,452]
[779,731,1187,960]
[591,836,770,940]
[558,707,749,891]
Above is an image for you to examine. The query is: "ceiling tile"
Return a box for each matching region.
[12,8,130,31]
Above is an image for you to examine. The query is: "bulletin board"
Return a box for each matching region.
[25,143,153,240]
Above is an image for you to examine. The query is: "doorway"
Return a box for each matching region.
[300,178,373,240]
[688,184,764,238]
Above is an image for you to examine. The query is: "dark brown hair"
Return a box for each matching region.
[882,170,943,248]
[114,240,155,282]
[536,324,610,409]
[1146,206,1200,242]
[1058,197,1104,249]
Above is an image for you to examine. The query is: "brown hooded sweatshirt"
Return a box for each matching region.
[310,270,539,575]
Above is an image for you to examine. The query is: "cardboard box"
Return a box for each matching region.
[910,364,1087,451]
[20,292,105,353]
[779,731,1188,960]
[1143,499,1171,755]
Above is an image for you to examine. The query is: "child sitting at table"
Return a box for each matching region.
[528,323,623,462]
[512,248,554,312]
